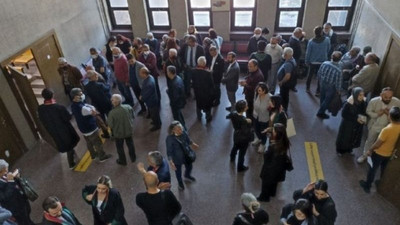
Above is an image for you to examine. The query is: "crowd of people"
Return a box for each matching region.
[0,22,400,225]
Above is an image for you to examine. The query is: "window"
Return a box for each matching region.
[106,0,132,29]
[324,0,357,31]
[231,0,256,31]
[145,0,171,30]
[188,0,212,30]
[275,0,305,31]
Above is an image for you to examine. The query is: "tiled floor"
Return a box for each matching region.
[12,75,400,225]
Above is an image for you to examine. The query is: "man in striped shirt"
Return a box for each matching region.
[316,51,343,119]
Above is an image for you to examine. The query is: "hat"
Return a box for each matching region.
[58,57,67,64]
[0,159,9,171]
[241,193,260,213]
[70,88,82,98]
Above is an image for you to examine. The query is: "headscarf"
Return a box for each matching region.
[352,87,364,105]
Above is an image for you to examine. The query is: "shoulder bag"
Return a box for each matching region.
[15,176,38,202]
[175,136,196,163]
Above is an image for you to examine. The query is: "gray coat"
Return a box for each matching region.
[222,61,240,92]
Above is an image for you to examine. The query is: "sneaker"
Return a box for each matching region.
[359,180,371,193]
[357,155,367,163]
[238,166,249,172]
[225,106,232,111]
[316,113,330,119]
[98,154,112,163]
[257,144,265,154]
[184,176,196,182]
[116,159,127,166]
[251,138,261,146]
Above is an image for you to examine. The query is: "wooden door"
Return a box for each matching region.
[31,34,69,106]
[8,67,56,149]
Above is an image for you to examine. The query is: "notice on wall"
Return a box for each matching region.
[212,0,230,11]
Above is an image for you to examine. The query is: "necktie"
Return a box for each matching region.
[189,47,194,68]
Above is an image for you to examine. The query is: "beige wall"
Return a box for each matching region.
[129,0,149,37]
[303,0,328,38]
[0,0,108,150]
[169,0,189,38]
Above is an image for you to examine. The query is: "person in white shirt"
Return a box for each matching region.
[265,35,283,94]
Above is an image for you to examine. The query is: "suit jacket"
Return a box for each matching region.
[0,179,30,222]
[222,61,240,92]
[247,36,268,55]
[138,52,159,77]
[289,36,302,61]
[84,81,112,114]
[141,75,159,108]
[41,206,82,225]
[179,44,205,69]
[129,61,145,88]
[57,64,83,88]
[207,54,225,84]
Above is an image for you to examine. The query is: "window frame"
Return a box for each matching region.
[274,0,306,32]
[323,0,357,31]
[187,0,213,31]
[105,0,132,30]
[145,0,172,30]
[230,0,257,31]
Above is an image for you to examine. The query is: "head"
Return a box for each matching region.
[146,32,154,40]
[240,193,260,213]
[248,59,258,73]
[209,46,218,57]
[256,82,269,96]
[142,44,150,53]
[349,46,361,57]
[257,40,267,52]
[270,34,279,45]
[162,34,169,42]
[58,57,68,68]
[167,65,177,80]
[293,198,313,221]
[168,48,178,59]
[331,51,343,62]
[313,26,323,38]
[169,121,184,136]
[89,47,99,60]
[41,88,54,100]
[208,28,217,39]
[380,87,394,105]
[365,52,378,65]
[363,46,372,56]
[227,52,236,63]
[272,123,290,150]
[293,27,303,38]
[112,47,122,59]
[292,190,303,202]
[143,171,159,189]
[253,27,262,37]
[86,70,99,82]
[116,34,124,44]
[111,94,123,107]
[42,196,62,217]
[235,100,248,113]
[203,37,212,47]
[133,37,143,46]
[314,180,329,200]
[168,29,177,38]
[352,87,365,103]
[139,67,150,79]
[0,159,9,176]
[283,47,294,60]
[262,27,270,37]
[187,35,197,47]
[188,25,197,34]
[390,106,400,123]
[96,175,112,194]
[108,36,117,46]
[197,56,207,67]
[270,95,283,111]
[323,22,332,34]
[126,53,136,65]
[166,38,178,50]
[147,151,164,168]
[70,88,84,102]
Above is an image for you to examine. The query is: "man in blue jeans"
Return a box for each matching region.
[316,51,343,119]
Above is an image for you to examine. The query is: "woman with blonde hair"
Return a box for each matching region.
[232,193,269,225]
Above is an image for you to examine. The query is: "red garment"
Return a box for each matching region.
[244,69,264,98]
[113,54,129,83]
[138,52,159,77]
[44,99,56,105]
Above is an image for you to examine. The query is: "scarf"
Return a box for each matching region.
[44,99,56,105]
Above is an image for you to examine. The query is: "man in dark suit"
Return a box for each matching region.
[84,71,112,121]
[221,52,240,114]
[127,54,146,115]
[179,35,205,97]
[247,27,268,55]
[288,27,303,92]
[323,22,338,57]
[207,46,225,106]
[41,196,82,225]
[139,67,161,131]
[166,65,186,128]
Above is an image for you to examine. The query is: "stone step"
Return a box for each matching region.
[33,88,42,97]
[31,79,45,89]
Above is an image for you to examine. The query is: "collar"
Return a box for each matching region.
[291,35,299,41]
[44,99,57,105]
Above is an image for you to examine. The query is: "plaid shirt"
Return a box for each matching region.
[318,61,342,91]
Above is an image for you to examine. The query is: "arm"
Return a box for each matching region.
[0,207,12,222]
[166,191,182,218]
[367,138,384,155]
[112,191,126,224]
[366,100,383,119]
[305,40,312,64]
[314,202,337,225]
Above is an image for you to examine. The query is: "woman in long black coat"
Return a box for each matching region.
[258,123,290,202]
[336,87,367,156]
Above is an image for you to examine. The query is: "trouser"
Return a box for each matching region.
[279,85,290,112]
[172,107,186,129]
[196,106,211,120]
[149,106,162,127]
[214,82,221,103]
[83,130,106,160]
[230,142,248,169]
[131,84,147,111]
[183,69,193,96]
[66,150,76,167]
[268,63,280,94]
[254,119,269,145]
[259,180,278,199]
[246,98,254,120]
[115,136,136,164]
[365,152,390,187]
[175,162,193,185]
[317,82,336,115]
[154,76,161,101]
[117,81,134,106]
[64,85,73,101]
[227,91,236,112]
[306,64,321,92]
[362,129,380,156]
[95,115,109,136]
[14,201,34,225]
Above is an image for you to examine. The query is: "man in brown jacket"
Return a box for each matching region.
[57,57,83,100]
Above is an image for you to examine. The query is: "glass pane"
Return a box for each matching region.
[110,0,128,7]
[279,0,302,8]
[149,0,168,8]
[114,10,131,25]
[279,11,299,27]
[235,11,253,27]
[327,10,348,26]
[152,11,170,26]
[193,11,210,26]
[233,0,255,8]
[190,0,211,8]
[328,0,352,7]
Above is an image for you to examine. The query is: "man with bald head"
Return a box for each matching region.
[350,52,380,96]
[136,171,182,225]
[107,94,136,165]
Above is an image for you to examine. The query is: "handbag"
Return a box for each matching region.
[286,118,296,138]
[15,176,38,202]
[175,137,196,163]
[172,212,193,225]
[285,148,294,172]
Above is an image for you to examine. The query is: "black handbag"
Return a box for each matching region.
[176,137,196,163]
[15,176,38,202]
[285,148,294,172]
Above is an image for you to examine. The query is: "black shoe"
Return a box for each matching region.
[101,133,110,139]
[178,182,185,190]
[225,106,232,111]
[184,176,196,182]
[238,166,249,172]
[206,115,212,122]
[359,180,371,193]
[131,156,137,163]
[69,162,77,170]
[146,113,151,119]
[257,196,270,202]
[116,159,127,166]
[316,113,330,119]
[150,126,161,132]
[138,109,147,116]
[226,113,232,119]
[315,92,320,97]
[230,157,235,162]
[291,87,298,92]
[99,154,112,163]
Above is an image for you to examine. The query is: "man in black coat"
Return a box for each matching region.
[207,46,225,106]
[166,65,187,129]
[288,27,303,92]
[222,52,240,114]
[249,41,272,82]
[38,88,80,169]
[84,70,112,121]
[247,27,268,55]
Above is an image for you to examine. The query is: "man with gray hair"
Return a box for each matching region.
[137,151,171,189]
[107,94,136,165]
[247,27,268,55]
[191,56,215,122]
[278,47,297,111]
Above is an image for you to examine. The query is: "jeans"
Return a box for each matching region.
[149,106,162,127]
[175,162,193,185]
[117,81,134,106]
[306,63,321,92]
[317,82,336,115]
[365,152,390,187]
[279,85,290,112]
[115,136,136,164]
[227,91,236,112]
[83,130,106,160]
[230,142,249,169]
[172,107,186,129]
[254,119,269,145]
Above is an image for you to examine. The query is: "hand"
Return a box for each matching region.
[312,204,319,216]
[86,194,93,201]
[136,162,145,174]
[303,182,316,193]
[191,143,199,150]
[262,127,272,134]
[246,118,252,123]
[169,161,176,171]
[158,182,172,190]
[239,80,246,86]
[91,110,97,116]
[356,65,360,70]
[139,96,142,100]
[383,108,390,115]
[100,67,105,73]
[6,173,15,181]
[357,118,364,124]
[367,150,373,156]
[125,82,130,87]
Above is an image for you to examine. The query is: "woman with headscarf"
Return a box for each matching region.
[232,193,269,225]
[336,87,367,156]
